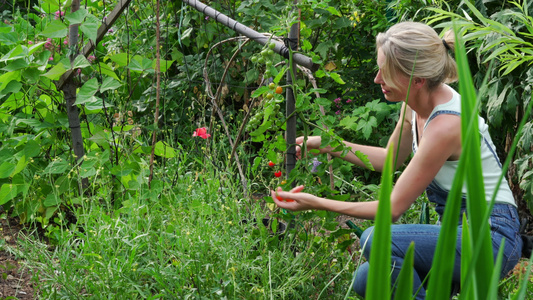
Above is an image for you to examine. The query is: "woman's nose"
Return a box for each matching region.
[374,70,382,84]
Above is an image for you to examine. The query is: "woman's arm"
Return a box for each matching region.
[297,103,413,172]
[276,113,462,222]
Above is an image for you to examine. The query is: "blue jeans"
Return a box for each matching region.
[352,181,523,299]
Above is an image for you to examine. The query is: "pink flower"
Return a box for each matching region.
[54,11,64,19]
[48,56,54,61]
[192,127,211,139]
[88,55,96,63]
[28,41,33,45]
[335,110,341,115]
[346,99,352,103]
[64,40,68,45]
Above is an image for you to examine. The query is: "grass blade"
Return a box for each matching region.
[393,241,415,300]
[455,21,494,300]
[460,213,475,299]
[366,144,394,300]
[488,239,505,300]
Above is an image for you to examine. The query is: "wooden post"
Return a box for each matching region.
[56,0,133,192]
[61,0,88,191]
[285,1,299,181]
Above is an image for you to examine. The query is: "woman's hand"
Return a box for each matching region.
[295,136,328,158]
[271,185,319,211]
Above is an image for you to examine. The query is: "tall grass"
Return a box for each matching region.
[364,24,533,299]
[8,141,359,299]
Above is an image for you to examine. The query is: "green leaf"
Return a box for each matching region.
[97,62,119,80]
[80,14,99,44]
[0,161,15,178]
[75,78,99,105]
[0,184,17,205]
[42,63,67,80]
[40,20,68,38]
[366,144,394,300]
[64,8,88,25]
[154,141,176,158]
[109,53,130,67]
[330,72,345,84]
[0,80,22,100]
[273,66,288,84]
[152,59,175,72]
[24,140,41,158]
[1,58,28,72]
[28,41,46,55]
[100,77,121,93]
[43,158,70,174]
[394,242,415,300]
[12,155,27,177]
[72,55,91,69]
[251,86,269,98]
[0,45,25,63]
[43,194,60,207]
[79,166,96,178]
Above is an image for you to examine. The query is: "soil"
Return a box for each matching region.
[0,217,35,299]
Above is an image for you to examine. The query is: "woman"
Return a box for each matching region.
[271,22,522,299]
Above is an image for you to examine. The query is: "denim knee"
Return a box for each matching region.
[352,261,369,297]
[360,226,374,258]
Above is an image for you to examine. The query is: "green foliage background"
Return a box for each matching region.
[0,0,531,298]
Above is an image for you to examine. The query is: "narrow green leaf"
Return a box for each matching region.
[455,21,494,300]
[460,213,475,299]
[366,145,394,300]
[488,239,505,299]
[393,242,415,300]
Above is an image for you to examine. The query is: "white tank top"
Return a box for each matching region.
[412,85,516,207]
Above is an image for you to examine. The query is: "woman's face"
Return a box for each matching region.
[374,48,411,103]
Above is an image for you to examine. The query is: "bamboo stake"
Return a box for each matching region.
[182,0,318,72]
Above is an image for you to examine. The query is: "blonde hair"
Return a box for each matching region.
[376,22,458,91]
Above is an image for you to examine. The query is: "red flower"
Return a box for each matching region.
[274,171,282,178]
[268,161,275,167]
[192,127,211,139]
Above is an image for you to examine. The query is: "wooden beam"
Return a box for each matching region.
[183,0,319,72]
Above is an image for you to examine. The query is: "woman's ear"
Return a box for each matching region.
[413,77,426,88]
